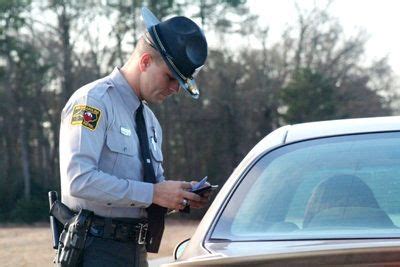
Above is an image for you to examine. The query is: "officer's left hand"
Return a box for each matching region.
[187,181,213,209]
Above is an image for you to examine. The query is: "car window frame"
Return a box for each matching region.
[204,130,400,244]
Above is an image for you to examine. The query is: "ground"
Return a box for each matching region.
[0,218,198,267]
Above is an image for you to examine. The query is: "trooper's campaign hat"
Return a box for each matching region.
[141,7,208,99]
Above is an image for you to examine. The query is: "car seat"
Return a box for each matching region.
[303,174,394,229]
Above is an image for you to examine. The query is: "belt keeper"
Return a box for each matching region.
[138,223,148,245]
[103,217,115,239]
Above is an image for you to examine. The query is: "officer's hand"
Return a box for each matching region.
[188,181,212,209]
[153,180,202,210]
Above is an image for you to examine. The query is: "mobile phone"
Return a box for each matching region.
[191,176,208,191]
[191,185,219,195]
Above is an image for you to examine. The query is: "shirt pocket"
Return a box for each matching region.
[106,128,137,157]
[149,137,163,162]
[104,128,141,179]
[149,141,163,163]
[149,136,163,180]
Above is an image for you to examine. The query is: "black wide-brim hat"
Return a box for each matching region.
[141,7,208,99]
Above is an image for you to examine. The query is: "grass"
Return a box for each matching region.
[0,218,199,267]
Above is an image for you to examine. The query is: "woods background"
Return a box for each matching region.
[0,0,398,222]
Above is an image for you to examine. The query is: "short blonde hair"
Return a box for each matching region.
[135,33,163,64]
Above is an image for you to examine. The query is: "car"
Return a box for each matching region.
[164,116,400,266]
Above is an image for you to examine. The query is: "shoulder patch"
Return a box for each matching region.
[71,105,101,131]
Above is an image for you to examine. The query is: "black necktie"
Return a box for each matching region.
[135,103,157,184]
[135,102,167,253]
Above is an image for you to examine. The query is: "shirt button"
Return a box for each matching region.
[107,203,112,206]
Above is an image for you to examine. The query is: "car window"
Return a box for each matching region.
[211,132,400,241]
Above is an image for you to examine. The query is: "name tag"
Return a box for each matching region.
[120,127,131,136]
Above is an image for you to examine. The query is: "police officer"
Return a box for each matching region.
[59,7,209,266]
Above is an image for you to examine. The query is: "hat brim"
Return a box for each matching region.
[141,7,160,28]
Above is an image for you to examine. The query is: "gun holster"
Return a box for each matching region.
[56,208,93,266]
[49,194,93,267]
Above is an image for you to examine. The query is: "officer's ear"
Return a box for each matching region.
[139,53,152,72]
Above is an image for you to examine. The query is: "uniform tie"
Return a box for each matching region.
[135,101,167,253]
[135,102,157,183]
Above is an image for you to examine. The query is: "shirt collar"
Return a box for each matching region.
[109,67,141,113]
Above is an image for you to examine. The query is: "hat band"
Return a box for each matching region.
[144,32,157,50]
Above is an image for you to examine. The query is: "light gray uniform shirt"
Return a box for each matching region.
[60,68,164,218]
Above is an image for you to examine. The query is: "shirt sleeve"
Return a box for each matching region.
[60,95,154,208]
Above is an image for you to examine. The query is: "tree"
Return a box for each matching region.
[280,68,336,123]
[276,4,393,124]
[0,0,32,203]
[0,0,51,221]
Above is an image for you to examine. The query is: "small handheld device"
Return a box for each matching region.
[192,184,218,195]
[191,176,218,196]
[179,176,218,214]
[191,176,208,191]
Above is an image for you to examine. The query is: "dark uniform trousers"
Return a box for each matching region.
[79,235,148,267]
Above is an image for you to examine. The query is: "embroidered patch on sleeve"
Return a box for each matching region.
[71,105,101,131]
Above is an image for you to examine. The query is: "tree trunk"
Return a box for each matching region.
[59,1,74,102]
[19,115,31,200]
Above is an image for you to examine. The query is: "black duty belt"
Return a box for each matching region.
[89,215,148,244]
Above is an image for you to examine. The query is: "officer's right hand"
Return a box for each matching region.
[152,180,201,210]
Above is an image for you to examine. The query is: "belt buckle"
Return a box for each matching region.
[137,223,148,245]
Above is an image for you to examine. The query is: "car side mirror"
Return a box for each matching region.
[174,238,190,260]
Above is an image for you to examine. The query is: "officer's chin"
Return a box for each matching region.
[147,95,165,105]
[157,92,170,103]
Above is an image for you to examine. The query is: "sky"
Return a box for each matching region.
[248,0,400,73]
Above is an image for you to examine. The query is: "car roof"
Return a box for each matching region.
[284,116,400,144]
[249,116,400,164]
